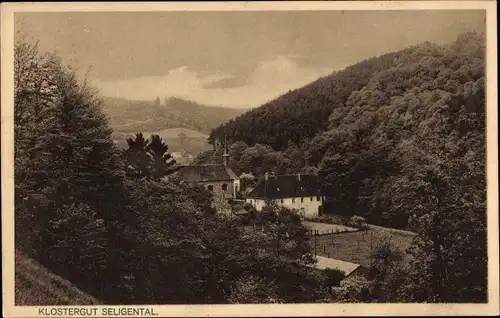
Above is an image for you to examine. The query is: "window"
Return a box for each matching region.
[207,185,213,191]
[292,198,295,203]
[316,196,321,201]
[281,199,284,204]
[221,183,228,191]
[310,197,313,202]
[300,197,304,203]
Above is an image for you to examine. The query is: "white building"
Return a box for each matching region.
[245,173,325,219]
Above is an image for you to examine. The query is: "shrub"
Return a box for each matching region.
[243,202,255,212]
[348,215,369,229]
[323,268,345,287]
[311,214,349,226]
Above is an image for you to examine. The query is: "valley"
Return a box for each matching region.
[12,7,490,308]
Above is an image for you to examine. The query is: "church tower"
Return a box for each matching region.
[222,135,230,167]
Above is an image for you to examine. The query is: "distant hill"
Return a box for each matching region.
[112,128,212,154]
[15,251,101,305]
[102,96,245,134]
[163,97,248,133]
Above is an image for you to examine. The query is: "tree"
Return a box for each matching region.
[14,35,63,255]
[239,173,257,195]
[124,133,151,178]
[228,276,280,304]
[366,236,406,302]
[123,133,178,179]
[329,275,371,303]
[252,201,315,265]
[41,203,110,293]
[177,131,187,146]
[147,134,178,178]
[402,140,486,302]
[14,34,133,302]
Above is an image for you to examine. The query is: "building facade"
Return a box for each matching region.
[245,173,325,219]
[177,164,240,198]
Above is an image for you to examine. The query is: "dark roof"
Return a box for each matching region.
[177,164,238,182]
[246,174,323,199]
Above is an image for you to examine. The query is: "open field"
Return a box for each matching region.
[242,220,415,269]
[310,227,416,268]
[15,252,101,305]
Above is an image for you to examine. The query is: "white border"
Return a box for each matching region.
[2,2,498,317]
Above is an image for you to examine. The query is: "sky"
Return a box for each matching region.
[16,10,486,108]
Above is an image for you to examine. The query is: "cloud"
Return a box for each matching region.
[93,56,334,108]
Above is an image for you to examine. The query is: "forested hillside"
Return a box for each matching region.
[203,32,487,302]
[208,50,400,149]
[207,32,485,222]
[209,33,484,152]
[102,96,245,133]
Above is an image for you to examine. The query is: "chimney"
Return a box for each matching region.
[297,173,301,181]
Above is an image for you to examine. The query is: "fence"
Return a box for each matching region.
[305,228,376,261]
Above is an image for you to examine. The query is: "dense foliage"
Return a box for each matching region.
[193,140,313,176]
[14,31,487,304]
[14,36,332,305]
[209,50,400,150]
[205,32,488,302]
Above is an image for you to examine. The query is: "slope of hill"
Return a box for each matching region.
[203,32,486,230]
[209,50,402,150]
[315,32,485,227]
[102,96,245,134]
[209,32,485,154]
[200,33,487,301]
[15,251,101,305]
[164,97,248,132]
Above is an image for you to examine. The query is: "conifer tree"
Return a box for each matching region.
[147,134,179,178]
[124,133,152,178]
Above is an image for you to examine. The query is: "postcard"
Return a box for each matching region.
[1,1,498,317]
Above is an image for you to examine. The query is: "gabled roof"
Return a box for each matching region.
[309,256,361,277]
[246,174,323,199]
[177,164,238,182]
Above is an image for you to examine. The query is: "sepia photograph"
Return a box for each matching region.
[1,1,498,317]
